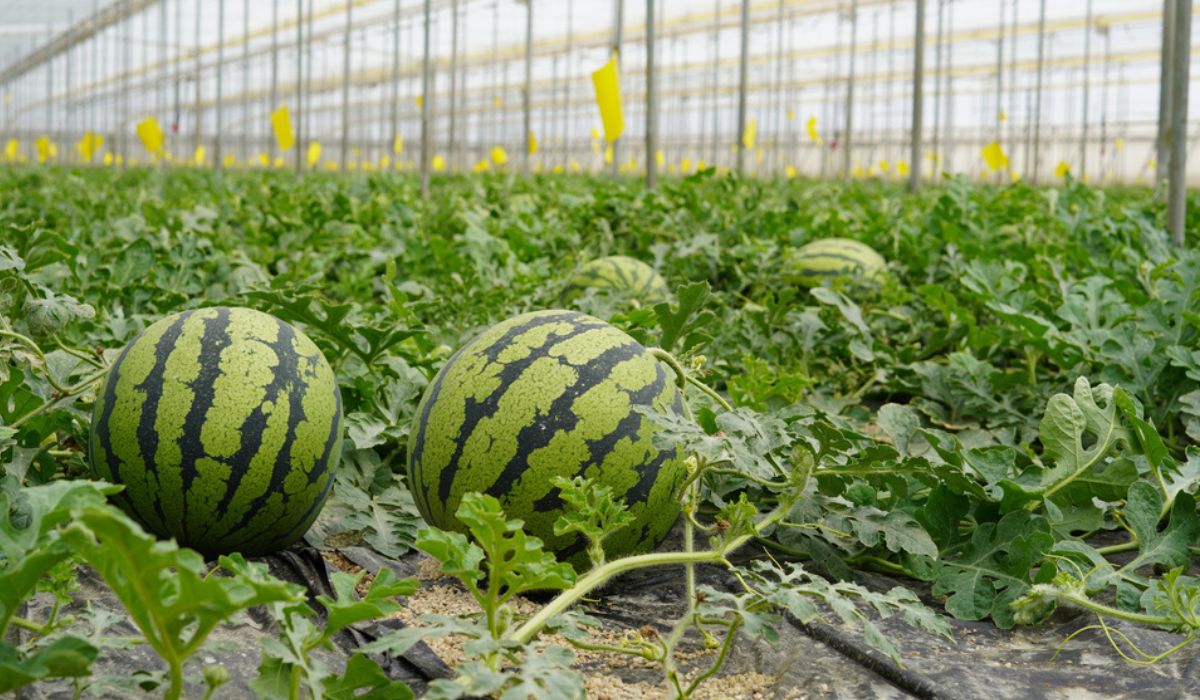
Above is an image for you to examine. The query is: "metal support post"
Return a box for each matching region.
[735,0,749,174]
[908,0,925,192]
[523,0,533,174]
[645,0,657,188]
[341,0,352,170]
[420,0,433,194]
[1167,0,1192,246]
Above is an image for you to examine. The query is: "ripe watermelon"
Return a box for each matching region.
[407,310,684,568]
[787,238,886,287]
[88,306,343,557]
[561,256,669,306]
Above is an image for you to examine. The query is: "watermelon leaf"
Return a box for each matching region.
[61,506,306,700]
[416,493,574,641]
[0,479,118,635]
[318,568,417,639]
[653,281,715,355]
[551,475,635,568]
[931,510,1054,629]
[0,636,99,694]
[324,653,415,700]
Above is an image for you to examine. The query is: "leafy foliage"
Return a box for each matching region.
[3,167,1200,697]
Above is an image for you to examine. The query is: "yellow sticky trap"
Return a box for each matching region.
[570,159,581,173]
[270,104,295,151]
[491,145,509,166]
[999,110,1008,122]
[380,155,391,168]
[980,141,1009,171]
[115,155,124,166]
[103,152,114,166]
[851,165,867,178]
[348,160,359,171]
[697,160,707,171]
[307,141,322,167]
[591,52,625,143]
[591,141,602,154]
[878,160,891,172]
[323,160,339,171]
[755,147,764,164]
[603,144,614,164]
[78,132,104,161]
[223,154,236,168]
[432,154,446,171]
[393,135,404,155]
[415,95,424,108]
[896,160,910,176]
[807,116,821,143]
[4,138,19,161]
[1055,161,1070,179]
[493,95,503,107]
[136,117,164,155]
[1114,137,1125,152]
[528,131,538,155]
[274,156,285,168]
[1010,170,1022,183]
[591,127,601,141]
[655,150,665,168]
[742,119,757,150]
[534,161,544,174]
[785,164,797,178]
[193,146,206,165]
[681,158,692,172]
[34,135,52,162]
[787,108,796,122]
[1147,158,1157,171]
[552,164,564,174]
[473,159,491,173]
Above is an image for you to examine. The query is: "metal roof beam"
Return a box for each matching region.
[0,0,160,84]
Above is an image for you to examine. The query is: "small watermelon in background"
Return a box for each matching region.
[89,307,343,558]
[786,237,886,288]
[407,309,684,569]
[561,255,670,307]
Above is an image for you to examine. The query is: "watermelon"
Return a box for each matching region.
[88,306,343,557]
[407,309,684,568]
[786,238,886,287]
[561,256,669,306]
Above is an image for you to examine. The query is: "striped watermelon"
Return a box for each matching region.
[407,310,684,568]
[561,256,669,307]
[88,307,343,557]
[787,238,886,288]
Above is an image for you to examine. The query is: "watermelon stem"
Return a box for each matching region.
[0,329,74,394]
[10,368,109,430]
[648,347,734,413]
[506,492,798,647]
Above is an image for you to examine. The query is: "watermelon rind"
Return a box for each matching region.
[407,309,685,568]
[786,237,886,288]
[88,306,343,557]
[561,255,670,306]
